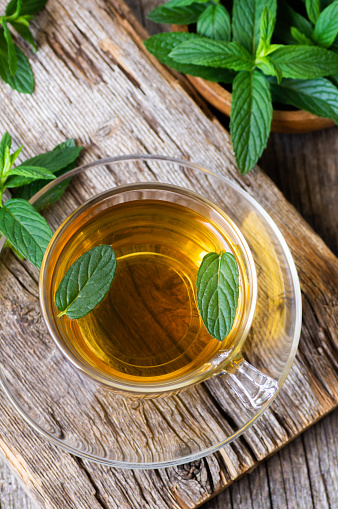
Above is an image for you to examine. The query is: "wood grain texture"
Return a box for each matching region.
[202,409,338,509]
[0,0,337,508]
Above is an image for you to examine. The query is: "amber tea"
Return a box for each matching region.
[47,188,248,384]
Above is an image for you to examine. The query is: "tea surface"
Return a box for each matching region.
[52,199,244,382]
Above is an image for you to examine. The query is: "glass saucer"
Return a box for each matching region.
[0,156,302,468]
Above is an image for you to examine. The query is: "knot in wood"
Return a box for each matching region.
[176,460,203,480]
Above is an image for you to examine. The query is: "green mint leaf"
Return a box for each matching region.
[290,26,314,45]
[306,0,321,24]
[27,178,71,212]
[55,245,117,320]
[196,252,239,342]
[256,7,276,56]
[10,22,36,52]
[232,0,277,55]
[197,4,231,42]
[270,77,338,124]
[147,0,207,24]
[313,1,338,47]
[4,239,25,260]
[169,39,254,71]
[2,146,12,178]
[6,0,48,16]
[2,20,17,75]
[13,140,83,209]
[230,70,272,174]
[144,33,235,83]
[7,145,23,173]
[0,198,53,268]
[275,1,313,43]
[0,132,12,170]
[270,45,338,78]
[18,143,82,172]
[7,143,83,188]
[256,56,282,83]
[5,166,57,187]
[0,31,34,93]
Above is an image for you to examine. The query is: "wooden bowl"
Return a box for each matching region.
[172,25,335,133]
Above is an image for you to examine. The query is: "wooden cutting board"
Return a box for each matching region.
[0,0,337,507]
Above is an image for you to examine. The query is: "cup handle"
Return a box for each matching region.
[217,356,279,410]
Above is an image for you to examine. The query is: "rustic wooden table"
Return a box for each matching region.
[0,0,337,508]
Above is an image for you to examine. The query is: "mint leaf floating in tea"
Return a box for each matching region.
[55,245,117,320]
[196,252,240,342]
[0,198,53,268]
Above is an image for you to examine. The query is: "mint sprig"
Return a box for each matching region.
[0,0,48,94]
[232,0,277,56]
[0,132,83,267]
[196,252,240,342]
[145,0,338,174]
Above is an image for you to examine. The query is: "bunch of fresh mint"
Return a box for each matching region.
[0,132,83,268]
[0,0,48,94]
[144,0,338,174]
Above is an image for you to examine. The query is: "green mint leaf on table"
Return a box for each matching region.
[169,39,254,71]
[2,20,17,75]
[10,21,36,52]
[0,30,34,93]
[313,1,338,48]
[232,0,277,55]
[147,0,207,25]
[230,70,272,175]
[290,27,314,45]
[6,0,48,16]
[13,139,83,210]
[0,132,12,170]
[55,245,117,320]
[144,33,235,83]
[269,45,338,78]
[0,198,52,268]
[270,77,338,124]
[196,252,239,342]
[305,0,320,24]
[197,4,231,42]
[5,165,56,187]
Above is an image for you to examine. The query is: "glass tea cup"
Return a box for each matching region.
[39,180,278,410]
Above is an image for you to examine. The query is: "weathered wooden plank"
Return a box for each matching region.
[0,453,37,509]
[0,0,337,508]
[203,409,338,509]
